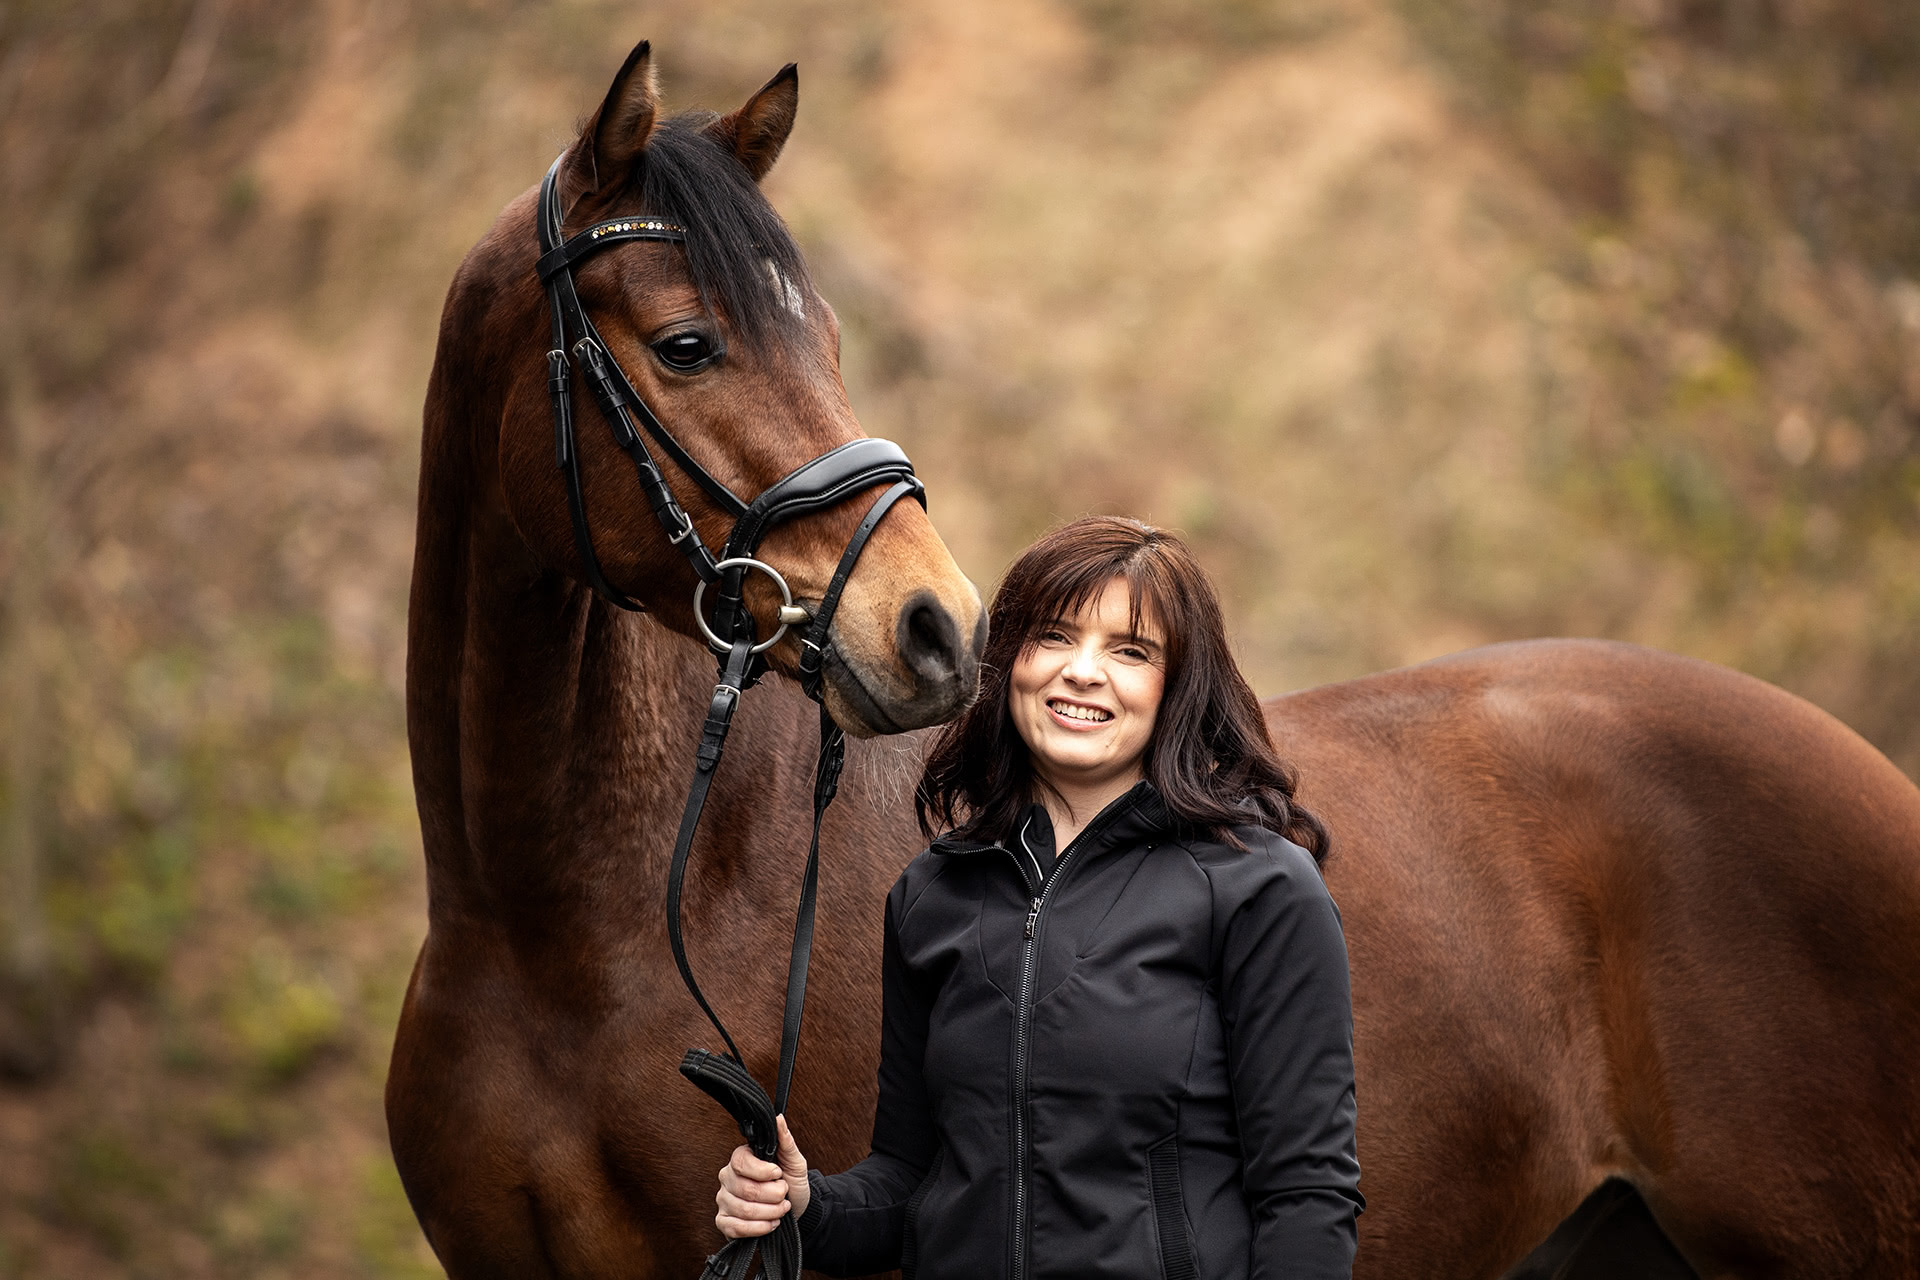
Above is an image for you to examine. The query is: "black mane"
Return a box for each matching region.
[632,112,810,347]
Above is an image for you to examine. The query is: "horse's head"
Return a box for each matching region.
[488,42,983,735]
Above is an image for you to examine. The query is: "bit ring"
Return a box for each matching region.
[692,557,796,655]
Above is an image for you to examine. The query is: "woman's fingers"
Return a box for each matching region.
[716,1185,790,1220]
[715,1174,790,1239]
[720,1163,789,1203]
[775,1115,808,1177]
[721,1143,810,1243]
[716,1171,789,1207]
[715,1210,779,1238]
[713,1140,801,1239]
[774,1116,811,1218]
[728,1144,784,1185]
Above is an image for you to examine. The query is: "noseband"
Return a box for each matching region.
[535,152,923,1280]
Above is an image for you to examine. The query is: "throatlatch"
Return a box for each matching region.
[535,151,925,1280]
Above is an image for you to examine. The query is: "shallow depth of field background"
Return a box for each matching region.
[0,0,1915,1274]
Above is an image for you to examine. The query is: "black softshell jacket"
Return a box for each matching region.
[798,782,1363,1279]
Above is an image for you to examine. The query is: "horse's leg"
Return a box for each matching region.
[1581,677,1920,1278]
[389,1009,563,1277]
[1340,851,1627,1279]
[389,942,672,1280]
[392,1039,678,1280]
[415,1189,560,1280]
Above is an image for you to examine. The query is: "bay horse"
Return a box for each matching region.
[390,40,1920,1280]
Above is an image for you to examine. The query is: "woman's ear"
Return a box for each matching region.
[562,39,660,209]
[703,63,798,183]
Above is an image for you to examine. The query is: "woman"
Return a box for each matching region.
[716,516,1363,1278]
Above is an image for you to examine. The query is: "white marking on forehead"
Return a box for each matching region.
[765,259,806,318]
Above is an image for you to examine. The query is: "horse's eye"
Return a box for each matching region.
[653,332,718,372]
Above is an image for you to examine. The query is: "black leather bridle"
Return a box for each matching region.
[535,151,924,1280]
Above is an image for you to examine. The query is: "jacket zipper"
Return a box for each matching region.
[1005,797,1140,1280]
[1010,873,1043,1280]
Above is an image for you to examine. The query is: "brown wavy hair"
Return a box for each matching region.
[916,516,1328,860]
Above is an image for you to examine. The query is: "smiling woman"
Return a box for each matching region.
[1006,578,1167,848]
[715,516,1362,1280]
[921,514,1329,856]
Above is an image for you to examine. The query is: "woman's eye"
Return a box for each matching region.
[653,332,717,371]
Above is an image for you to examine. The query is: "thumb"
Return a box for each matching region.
[775,1115,807,1178]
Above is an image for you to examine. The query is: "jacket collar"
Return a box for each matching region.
[930,780,1174,860]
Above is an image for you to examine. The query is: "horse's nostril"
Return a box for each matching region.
[897,591,963,686]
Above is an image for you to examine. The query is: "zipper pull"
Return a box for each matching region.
[1024,897,1042,939]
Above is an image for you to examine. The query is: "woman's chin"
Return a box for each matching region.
[1033,749,1135,790]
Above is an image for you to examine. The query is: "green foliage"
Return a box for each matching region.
[223,941,345,1083]
[32,615,412,994]
[60,830,196,983]
[211,1189,307,1268]
[3,603,417,1270]
[46,1130,169,1259]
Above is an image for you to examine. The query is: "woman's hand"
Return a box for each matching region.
[716,1114,811,1238]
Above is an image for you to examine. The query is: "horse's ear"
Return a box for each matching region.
[568,40,660,202]
[704,63,797,183]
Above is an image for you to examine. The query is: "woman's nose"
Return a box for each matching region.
[1063,643,1105,683]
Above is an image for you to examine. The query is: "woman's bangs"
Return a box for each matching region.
[1015,548,1176,660]
[1119,559,1181,664]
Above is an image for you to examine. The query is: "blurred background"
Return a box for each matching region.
[1,0,1915,1274]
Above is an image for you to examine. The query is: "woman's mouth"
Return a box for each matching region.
[1047,699,1112,725]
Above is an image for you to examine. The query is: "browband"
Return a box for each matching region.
[536,215,688,285]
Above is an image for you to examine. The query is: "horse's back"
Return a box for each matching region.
[1267,639,1920,1278]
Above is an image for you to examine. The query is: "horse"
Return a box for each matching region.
[389,39,1920,1280]
[387,42,985,1277]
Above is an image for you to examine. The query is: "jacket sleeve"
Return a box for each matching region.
[797,875,938,1276]
[1216,835,1364,1279]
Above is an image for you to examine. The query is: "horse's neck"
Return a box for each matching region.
[405,460,806,936]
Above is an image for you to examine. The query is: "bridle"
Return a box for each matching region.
[535,151,924,1280]
[535,153,922,682]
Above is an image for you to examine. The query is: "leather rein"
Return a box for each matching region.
[535,153,923,1280]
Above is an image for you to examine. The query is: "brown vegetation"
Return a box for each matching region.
[0,0,1913,1275]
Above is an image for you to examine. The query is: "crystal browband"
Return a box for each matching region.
[592,218,685,239]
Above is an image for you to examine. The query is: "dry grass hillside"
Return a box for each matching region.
[1,0,1914,1275]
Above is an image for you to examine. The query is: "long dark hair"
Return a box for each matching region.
[916,516,1329,861]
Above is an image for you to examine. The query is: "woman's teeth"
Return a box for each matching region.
[1049,700,1111,722]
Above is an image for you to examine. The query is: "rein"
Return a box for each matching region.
[535,153,923,1280]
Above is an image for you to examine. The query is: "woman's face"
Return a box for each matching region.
[1008,577,1168,801]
